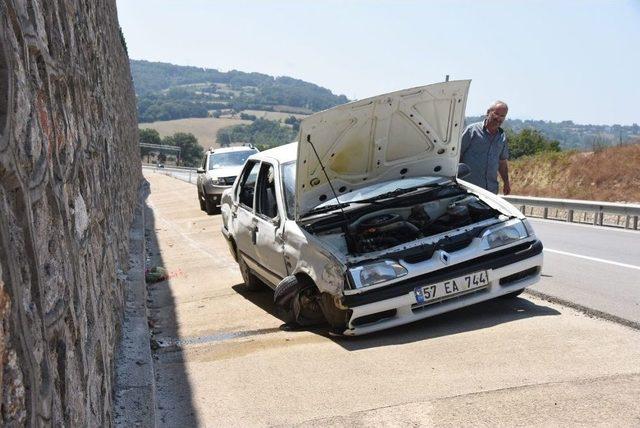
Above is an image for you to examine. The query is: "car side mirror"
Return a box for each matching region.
[197,167,205,174]
[270,215,280,226]
[457,163,471,179]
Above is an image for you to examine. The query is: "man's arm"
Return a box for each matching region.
[498,159,510,195]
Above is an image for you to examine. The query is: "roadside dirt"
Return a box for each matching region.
[143,171,640,427]
[510,143,640,202]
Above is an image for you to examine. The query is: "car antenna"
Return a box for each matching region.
[306,134,357,252]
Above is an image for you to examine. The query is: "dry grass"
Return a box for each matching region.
[241,110,309,121]
[139,117,250,149]
[510,142,640,202]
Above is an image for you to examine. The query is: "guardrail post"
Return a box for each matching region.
[188,171,192,183]
[633,216,638,230]
[598,211,604,226]
[568,209,574,223]
[543,207,548,219]
[520,205,525,214]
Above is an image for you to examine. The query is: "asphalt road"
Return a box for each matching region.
[142,172,640,426]
[530,218,640,325]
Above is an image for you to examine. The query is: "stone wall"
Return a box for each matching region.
[0,1,140,425]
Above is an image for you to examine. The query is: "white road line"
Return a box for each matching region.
[544,248,640,271]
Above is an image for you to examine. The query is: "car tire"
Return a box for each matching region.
[500,288,525,298]
[237,252,263,291]
[274,276,325,326]
[197,189,206,211]
[204,195,220,215]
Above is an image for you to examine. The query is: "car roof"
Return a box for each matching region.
[208,146,258,154]
[247,142,298,164]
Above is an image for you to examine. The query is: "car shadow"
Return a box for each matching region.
[232,284,561,351]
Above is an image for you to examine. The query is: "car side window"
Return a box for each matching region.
[256,163,279,220]
[237,161,261,209]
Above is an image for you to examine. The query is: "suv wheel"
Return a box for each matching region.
[205,195,220,215]
[237,253,263,291]
[197,189,206,211]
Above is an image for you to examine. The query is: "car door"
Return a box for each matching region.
[230,160,261,268]
[252,161,288,286]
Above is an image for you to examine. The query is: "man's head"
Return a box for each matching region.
[485,101,508,132]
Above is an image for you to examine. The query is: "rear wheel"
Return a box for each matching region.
[237,252,263,291]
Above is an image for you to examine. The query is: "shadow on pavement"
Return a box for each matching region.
[144,200,198,426]
[232,284,560,351]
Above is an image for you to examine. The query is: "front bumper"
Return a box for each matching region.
[341,239,543,336]
[204,182,232,197]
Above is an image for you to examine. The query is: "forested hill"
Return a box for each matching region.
[466,116,640,151]
[130,60,349,122]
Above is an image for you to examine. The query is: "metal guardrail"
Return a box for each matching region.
[504,195,640,230]
[141,164,196,172]
[142,164,198,184]
[140,164,640,231]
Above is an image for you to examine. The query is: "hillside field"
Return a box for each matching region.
[510,143,640,202]
[240,110,308,121]
[138,117,250,149]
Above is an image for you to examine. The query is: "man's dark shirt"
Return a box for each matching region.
[459,121,509,193]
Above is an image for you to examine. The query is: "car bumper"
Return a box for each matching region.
[203,182,232,197]
[341,239,543,336]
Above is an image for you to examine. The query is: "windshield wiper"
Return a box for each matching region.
[352,183,446,204]
[303,202,352,216]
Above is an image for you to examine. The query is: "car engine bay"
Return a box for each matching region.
[304,189,506,257]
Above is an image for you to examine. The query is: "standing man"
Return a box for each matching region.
[459,101,511,195]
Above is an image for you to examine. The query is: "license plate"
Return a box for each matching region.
[414,270,489,305]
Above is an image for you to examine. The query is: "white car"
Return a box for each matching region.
[197,146,258,214]
[221,81,543,336]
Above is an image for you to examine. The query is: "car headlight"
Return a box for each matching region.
[349,260,408,289]
[480,219,529,250]
[209,176,225,185]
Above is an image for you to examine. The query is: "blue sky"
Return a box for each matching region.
[117,0,640,125]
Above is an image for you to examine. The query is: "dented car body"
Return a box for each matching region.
[221,81,543,335]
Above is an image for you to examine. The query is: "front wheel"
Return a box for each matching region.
[197,189,206,211]
[205,195,220,215]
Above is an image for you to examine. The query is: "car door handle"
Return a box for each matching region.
[251,225,258,244]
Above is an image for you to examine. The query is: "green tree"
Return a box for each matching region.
[162,133,204,166]
[507,128,561,159]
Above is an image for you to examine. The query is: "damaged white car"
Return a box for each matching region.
[221,81,543,336]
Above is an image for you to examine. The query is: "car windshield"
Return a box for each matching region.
[208,150,256,169]
[314,176,449,209]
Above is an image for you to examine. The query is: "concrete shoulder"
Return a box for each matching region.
[113,183,157,427]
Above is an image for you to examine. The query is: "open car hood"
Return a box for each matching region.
[295,80,470,219]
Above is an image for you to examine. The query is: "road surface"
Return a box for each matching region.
[142,172,640,426]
